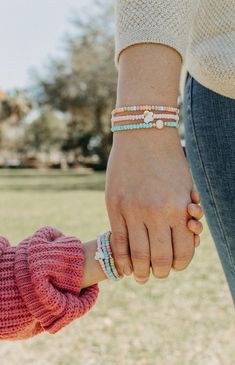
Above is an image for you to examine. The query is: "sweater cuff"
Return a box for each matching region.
[15,226,99,334]
[114,0,198,69]
[115,33,185,69]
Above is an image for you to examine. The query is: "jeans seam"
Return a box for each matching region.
[187,75,235,271]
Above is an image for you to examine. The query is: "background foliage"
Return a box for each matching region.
[0,1,116,169]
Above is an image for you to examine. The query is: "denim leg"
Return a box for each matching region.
[183,74,235,305]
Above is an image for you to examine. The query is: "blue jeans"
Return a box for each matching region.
[183,74,235,305]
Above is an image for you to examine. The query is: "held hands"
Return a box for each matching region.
[105,128,204,284]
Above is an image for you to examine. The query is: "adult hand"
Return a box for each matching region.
[105,127,195,283]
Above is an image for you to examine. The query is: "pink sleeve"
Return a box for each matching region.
[0,226,99,340]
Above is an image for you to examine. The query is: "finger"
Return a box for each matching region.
[127,220,150,284]
[148,220,172,279]
[172,211,195,271]
[187,219,203,235]
[191,189,201,204]
[187,203,204,220]
[109,214,133,276]
[194,234,200,247]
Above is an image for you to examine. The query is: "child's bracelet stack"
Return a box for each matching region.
[95,231,123,282]
[111,104,180,132]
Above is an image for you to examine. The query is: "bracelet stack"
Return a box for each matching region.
[111,104,180,132]
[95,231,123,282]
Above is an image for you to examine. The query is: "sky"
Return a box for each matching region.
[0,0,89,91]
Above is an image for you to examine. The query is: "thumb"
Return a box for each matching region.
[191,185,201,204]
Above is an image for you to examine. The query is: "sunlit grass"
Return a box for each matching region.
[0,169,234,365]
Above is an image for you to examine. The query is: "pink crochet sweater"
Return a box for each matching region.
[0,226,99,340]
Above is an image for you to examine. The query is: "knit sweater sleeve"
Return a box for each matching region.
[0,226,99,340]
[114,0,199,68]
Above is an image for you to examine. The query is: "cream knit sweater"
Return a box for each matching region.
[114,0,235,100]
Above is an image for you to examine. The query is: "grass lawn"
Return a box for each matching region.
[0,169,234,365]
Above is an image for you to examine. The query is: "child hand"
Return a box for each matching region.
[187,190,204,248]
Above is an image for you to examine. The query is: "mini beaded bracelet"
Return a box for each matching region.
[102,232,121,280]
[101,232,117,281]
[95,231,123,281]
[112,105,179,115]
[99,231,122,281]
[111,120,179,132]
[111,112,179,124]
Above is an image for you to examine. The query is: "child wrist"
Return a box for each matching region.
[95,231,123,282]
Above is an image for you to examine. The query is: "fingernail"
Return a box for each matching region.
[124,266,133,276]
[135,277,148,285]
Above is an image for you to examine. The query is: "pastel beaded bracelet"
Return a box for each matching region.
[112,104,179,115]
[111,112,179,124]
[111,120,179,132]
[111,106,180,132]
[95,231,123,281]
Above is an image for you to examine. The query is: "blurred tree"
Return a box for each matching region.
[23,108,66,154]
[34,0,116,168]
[0,91,32,160]
[0,90,32,123]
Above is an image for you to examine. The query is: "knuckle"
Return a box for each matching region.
[156,235,170,245]
[171,202,190,221]
[111,231,129,262]
[119,197,142,212]
[131,249,150,262]
[145,200,167,216]
[151,255,172,268]
[113,252,129,261]
[112,231,128,244]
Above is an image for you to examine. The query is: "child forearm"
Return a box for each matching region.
[0,227,99,340]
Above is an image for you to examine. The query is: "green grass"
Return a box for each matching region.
[0,169,234,365]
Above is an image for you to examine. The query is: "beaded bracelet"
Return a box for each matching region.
[95,231,123,282]
[111,120,179,132]
[111,112,179,124]
[102,232,121,280]
[99,231,122,281]
[112,105,179,115]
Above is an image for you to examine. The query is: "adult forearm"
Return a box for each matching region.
[116,43,182,107]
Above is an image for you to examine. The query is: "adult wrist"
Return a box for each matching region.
[111,102,182,147]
